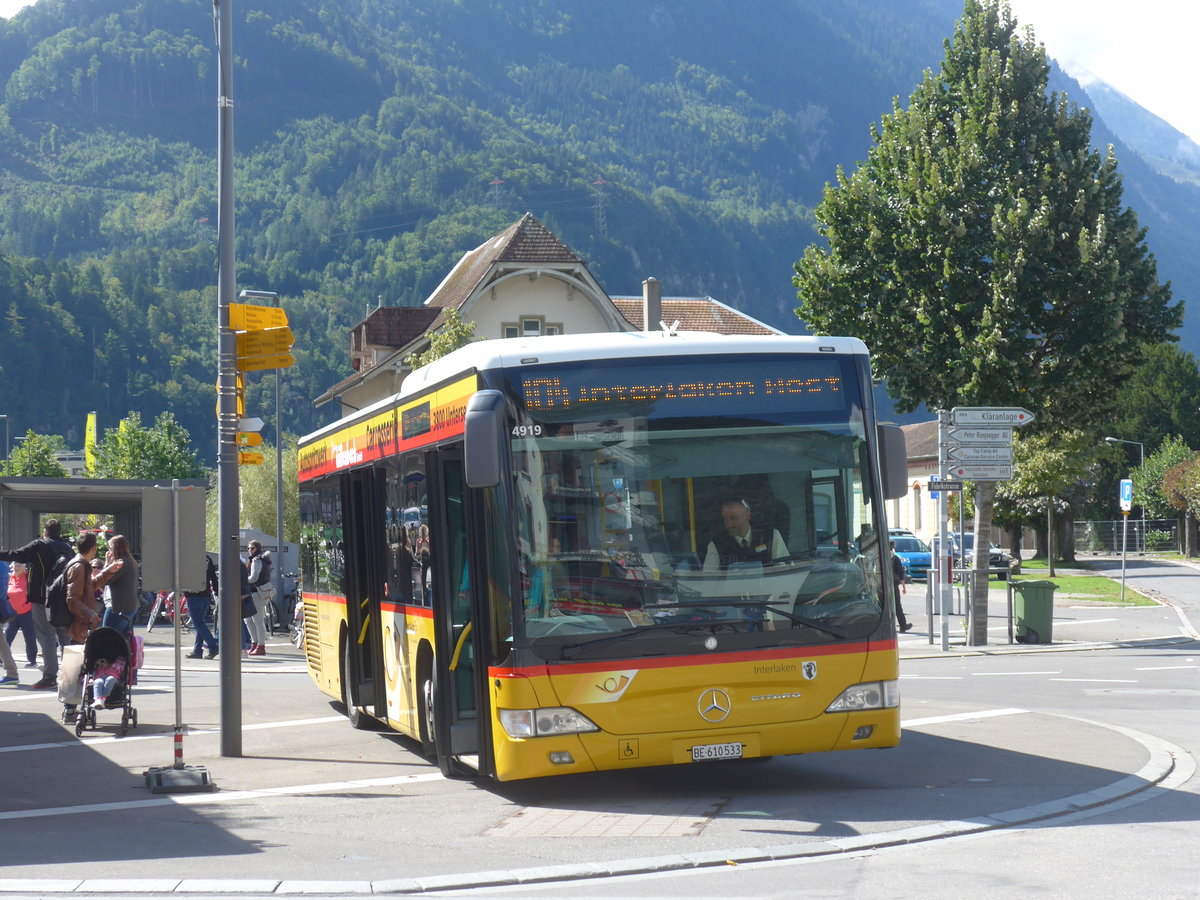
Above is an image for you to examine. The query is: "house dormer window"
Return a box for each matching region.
[503,316,563,339]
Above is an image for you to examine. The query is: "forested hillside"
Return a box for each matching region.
[0,0,1195,456]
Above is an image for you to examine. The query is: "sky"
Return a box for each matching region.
[0,0,1196,144]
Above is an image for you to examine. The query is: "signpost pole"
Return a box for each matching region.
[1121,511,1129,603]
[937,411,951,652]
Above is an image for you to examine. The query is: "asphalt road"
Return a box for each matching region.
[1,557,1197,898]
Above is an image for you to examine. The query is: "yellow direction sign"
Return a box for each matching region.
[238,352,295,372]
[238,451,265,466]
[237,326,294,360]
[230,302,287,332]
[236,431,264,447]
[214,374,246,417]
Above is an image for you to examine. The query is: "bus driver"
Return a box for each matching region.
[703,497,788,572]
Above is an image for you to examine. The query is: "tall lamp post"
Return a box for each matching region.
[238,289,284,619]
[1105,437,1146,554]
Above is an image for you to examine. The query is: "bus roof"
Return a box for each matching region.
[402,331,868,398]
[299,330,869,446]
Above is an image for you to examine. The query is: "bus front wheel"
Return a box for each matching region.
[342,636,369,730]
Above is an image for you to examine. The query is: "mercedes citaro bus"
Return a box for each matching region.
[297,330,908,781]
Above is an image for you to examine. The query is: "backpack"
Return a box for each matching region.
[46,556,73,628]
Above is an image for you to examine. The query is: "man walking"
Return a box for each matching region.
[0,519,73,689]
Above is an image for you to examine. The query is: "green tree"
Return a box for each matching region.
[995,429,1107,573]
[793,0,1179,641]
[404,309,481,369]
[2,430,68,477]
[1109,343,1200,452]
[90,411,204,480]
[1162,456,1200,557]
[237,441,300,545]
[1134,435,1194,519]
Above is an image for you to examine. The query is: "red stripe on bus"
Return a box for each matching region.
[488,640,886,678]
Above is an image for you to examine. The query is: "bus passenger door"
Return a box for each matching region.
[429,450,487,775]
[341,467,387,724]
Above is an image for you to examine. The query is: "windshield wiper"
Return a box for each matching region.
[718,599,849,639]
[556,621,736,660]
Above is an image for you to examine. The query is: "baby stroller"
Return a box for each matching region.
[74,627,139,736]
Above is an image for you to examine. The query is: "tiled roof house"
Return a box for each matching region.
[315,213,782,416]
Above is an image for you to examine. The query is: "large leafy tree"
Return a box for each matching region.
[90,412,204,480]
[2,430,68,477]
[1110,344,1200,452]
[793,0,1179,643]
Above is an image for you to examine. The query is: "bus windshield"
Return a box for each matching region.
[504,355,886,663]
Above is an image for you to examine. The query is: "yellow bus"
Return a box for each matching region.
[297,331,908,781]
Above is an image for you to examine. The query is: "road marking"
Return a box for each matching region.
[970,671,1061,676]
[0,715,344,755]
[901,708,1026,727]
[899,675,964,679]
[0,771,444,822]
[1048,678,1138,683]
[1134,665,1198,671]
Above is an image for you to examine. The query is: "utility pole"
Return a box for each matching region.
[214,0,242,757]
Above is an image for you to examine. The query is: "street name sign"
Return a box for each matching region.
[947,426,1013,445]
[238,451,264,466]
[237,416,264,433]
[945,444,1014,463]
[929,479,963,492]
[950,407,1035,427]
[947,463,1013,481]
[230,302,287,332]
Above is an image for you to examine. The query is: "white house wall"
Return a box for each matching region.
[466,274,616,337]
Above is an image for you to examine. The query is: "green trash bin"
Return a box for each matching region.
[1013,580,1055,644]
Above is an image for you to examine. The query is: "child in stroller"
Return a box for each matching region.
[74,626,139,736]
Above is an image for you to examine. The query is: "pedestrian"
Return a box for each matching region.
[97,535,139,638]
[185,556,220,659]
[890,542,913,633]
[5,562,37,669]
[0,559,17,685]
[0,519,74,689]
[245,540,273,655]
[64,532,104,645]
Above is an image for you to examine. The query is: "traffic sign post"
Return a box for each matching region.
[238,451,265,466]
[937,406,1036,650]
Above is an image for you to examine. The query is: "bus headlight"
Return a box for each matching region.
[498,707,600,738]
[825,680,900,713]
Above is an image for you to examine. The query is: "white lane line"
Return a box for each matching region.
[901,708,1027,728]
[899,675,964,679]
[1048,678,1138,683]
[0,715,344,754]
[1134,665,1198,671]
[970,671,1061,676]
[0,771,444,822]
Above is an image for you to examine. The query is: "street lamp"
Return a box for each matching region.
[1105,437,1146,554]
[238,289,285,615]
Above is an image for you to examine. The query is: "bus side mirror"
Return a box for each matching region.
[877,423,908,500]
[464,390,506,488]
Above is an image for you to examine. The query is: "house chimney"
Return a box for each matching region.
[642,277,661,332]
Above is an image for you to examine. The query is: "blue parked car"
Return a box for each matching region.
[890,535,932,581]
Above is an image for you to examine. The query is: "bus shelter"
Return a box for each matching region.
[0,476,206,557]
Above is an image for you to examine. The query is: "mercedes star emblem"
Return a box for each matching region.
[698,688,732,723]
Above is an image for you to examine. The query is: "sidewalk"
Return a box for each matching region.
[900,558,1200,658]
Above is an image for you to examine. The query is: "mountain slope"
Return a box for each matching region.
[0,0,1193,449]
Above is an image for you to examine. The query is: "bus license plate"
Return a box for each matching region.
[692,742,743,762]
